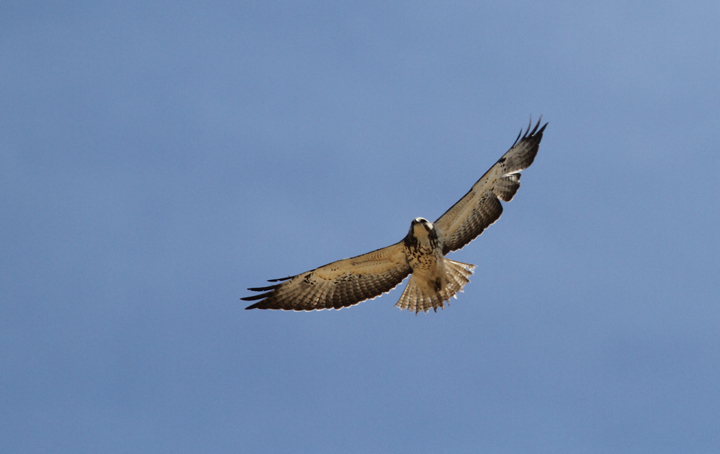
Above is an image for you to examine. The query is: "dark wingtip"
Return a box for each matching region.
[530,116,540,135]
[247,284,280,292]
[513,128,523,146]
[267,276,292,283]
[245,302,262,310]
[512,116,547,146]
[240,291,274,301]
[242,276,290,305]
[535,116,548,133]
[537,120,548,136]
[512,116,536,146]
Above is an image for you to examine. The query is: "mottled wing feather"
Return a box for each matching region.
[435,118,547,255]
[242,242,411,311]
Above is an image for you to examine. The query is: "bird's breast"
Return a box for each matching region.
[404,236,443,273]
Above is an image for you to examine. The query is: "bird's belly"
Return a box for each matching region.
[407,250,446,292]
[408,252,439,273]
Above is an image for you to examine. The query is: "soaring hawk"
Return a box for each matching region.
[243,118,547,313]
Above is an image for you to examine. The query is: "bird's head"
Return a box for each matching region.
[409,217,434,239]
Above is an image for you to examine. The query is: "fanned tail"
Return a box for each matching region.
[394,259,476,314]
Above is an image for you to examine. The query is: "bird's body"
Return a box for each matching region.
[242,118,547,313]
[395,218,475,312]
[403,218,443,282]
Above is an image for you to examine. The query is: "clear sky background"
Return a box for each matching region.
[2,2,719,453]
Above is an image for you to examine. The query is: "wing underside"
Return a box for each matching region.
[242,242,411,311]
[434,118,547,254]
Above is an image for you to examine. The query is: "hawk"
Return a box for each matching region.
[243,118,547,313]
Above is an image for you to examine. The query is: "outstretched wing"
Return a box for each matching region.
[434,118,547,255]
[242,242,411,311]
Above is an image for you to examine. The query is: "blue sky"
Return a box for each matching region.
[2,1,719,453]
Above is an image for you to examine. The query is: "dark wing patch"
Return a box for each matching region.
[435,118,546,254]
[242,242,411,311]
[493,174,521,202]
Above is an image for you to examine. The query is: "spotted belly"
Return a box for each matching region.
[405,247,446,292]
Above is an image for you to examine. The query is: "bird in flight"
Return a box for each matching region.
[243,118,547,313]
